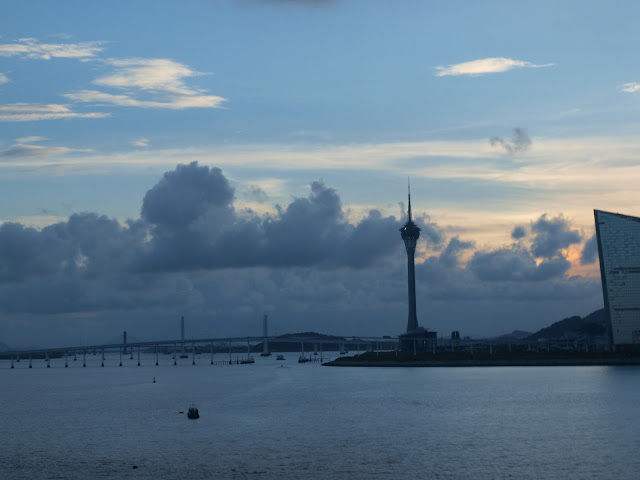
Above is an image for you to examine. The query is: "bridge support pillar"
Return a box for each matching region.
[46,352,50,368]
[174,343,177,365]
[101,348,105,367]
[29,354,32,368]
[83,350,86,367]
[137,345,140,366]
[155,345,159,366]
[65,353,68,368]
[119,347,122,367]
[10,357,14,368]
[192,341,196,365]
[210,341,214,365]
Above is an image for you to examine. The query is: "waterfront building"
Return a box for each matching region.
[594,209,640,348]
[399,185,437,352]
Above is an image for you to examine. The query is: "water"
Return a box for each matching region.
[2,353,640,479]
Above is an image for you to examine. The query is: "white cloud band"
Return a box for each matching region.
[435,57,553,76]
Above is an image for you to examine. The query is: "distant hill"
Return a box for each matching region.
[490,330,533,342]
[525,308,607,341]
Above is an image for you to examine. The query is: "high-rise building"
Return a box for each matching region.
[400,185,420,333]
[594,209,640,347]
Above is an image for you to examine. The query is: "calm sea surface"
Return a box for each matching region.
[2,353,640,479]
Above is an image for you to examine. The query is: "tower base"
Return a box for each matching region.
[399,327,437,354]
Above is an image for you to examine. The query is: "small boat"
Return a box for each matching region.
[187,406,199,419]
[298,355,310,363]
[240,356,255,364]
[276,354,285,361]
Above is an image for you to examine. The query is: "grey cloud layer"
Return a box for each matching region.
[0,162,598,319]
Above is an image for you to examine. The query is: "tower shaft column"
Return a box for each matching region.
[406,252,418,332]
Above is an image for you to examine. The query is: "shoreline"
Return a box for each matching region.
[323,355,640,367]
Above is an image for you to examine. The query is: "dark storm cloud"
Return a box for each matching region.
[0,221,75,282]
[141,162,234,227]
[511,225,527,240]
[0,213,144,283]
[438,237,474,267]
[580,234,598,265]
[490,127,531,155]
[418,217,444,250]
[468,247,570,282]
[0,161,600,338]
[0,163,403,315]
[530,214,581,258]
[136,174,400,271]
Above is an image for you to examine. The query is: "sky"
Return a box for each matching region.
[2,0,640,348]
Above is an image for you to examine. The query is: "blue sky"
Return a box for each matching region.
[1,1,639,347]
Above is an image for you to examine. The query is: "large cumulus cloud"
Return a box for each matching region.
[133,164,403,271]
[0,162,602,345]
[0,162,405,315]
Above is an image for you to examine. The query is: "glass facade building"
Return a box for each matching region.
[594,210,640,346]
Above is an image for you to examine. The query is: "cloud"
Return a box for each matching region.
[97,58,203,94]
[0,164,604,344]
[245,185,269,203]
[0,144,75,159]
[438,237,474,267]
[0,73,8,85]
[530,214,582,259]
[511,225,527,240]
[132,138,150,147]
[580,234,598,265]
[65,58,226,110]
[136,166,401,271]
[15,136,47,144]
[141,162,235,227]
[468,246,571,282]
[0,163,404,315]
[435,57,553,77]
[417,215,444,249]
[622,82,640,93]
[490,128,532,155]
[0,38,105,60]
[65,90,225,109]
[0,103,109,122]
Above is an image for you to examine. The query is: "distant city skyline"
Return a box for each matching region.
[2,1,638,347]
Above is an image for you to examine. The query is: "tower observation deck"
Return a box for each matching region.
[400,184,421,333]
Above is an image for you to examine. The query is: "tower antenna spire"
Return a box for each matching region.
[407,177,412,222]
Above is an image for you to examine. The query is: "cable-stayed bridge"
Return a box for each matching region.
[2,314,400,368]
[2,334,399,369]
